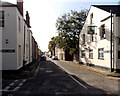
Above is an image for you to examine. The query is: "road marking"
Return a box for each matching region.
[22,79,26,83]
[2,79,27,92]
[8,94,13,96]
[39,68,44,70]
[3,86,10,90]
[69,75,88,89]
[9,82,15,86]
[14,80,18,82]
[46,71,53,73]
[13,86,20,91]
[18,83,23,86]
[0,89,14,92]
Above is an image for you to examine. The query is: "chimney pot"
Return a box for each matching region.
[17,0,23,16]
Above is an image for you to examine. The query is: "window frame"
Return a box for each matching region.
[98,48,104,60]
[83,34,85,44]
[100,24,106,39]
[90,13,93,24]
[81,50,86,58]
[89,49,93,59]
[0,10,4,27]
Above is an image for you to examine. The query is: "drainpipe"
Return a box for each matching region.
[110,10,114,72]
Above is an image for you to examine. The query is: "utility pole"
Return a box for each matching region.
[110,10,113,72]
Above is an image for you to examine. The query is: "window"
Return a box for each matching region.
[0,10,4,27]
[118,51,120,59]
[89,49,93,59]
[90,13,93,24]
[98,48,104,59]
[83,34,85,44]
[91,35,94,42]
[100,24,106,39]
[81,50,85,58]
[118,38,120,44]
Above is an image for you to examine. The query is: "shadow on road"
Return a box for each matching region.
[2,60,119,96]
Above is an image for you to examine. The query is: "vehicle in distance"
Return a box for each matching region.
[52,56,58,60]
[40,55,46,61]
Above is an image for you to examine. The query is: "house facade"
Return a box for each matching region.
[55,47,65,60]
[0,0,39,70]
[79,5,120,72]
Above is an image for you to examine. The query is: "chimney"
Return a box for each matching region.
[17,0,23,16]
[26,11,31,28]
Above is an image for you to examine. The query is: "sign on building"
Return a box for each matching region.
[87,26,95,34]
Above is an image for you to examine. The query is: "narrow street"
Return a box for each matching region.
[2,58,119,96]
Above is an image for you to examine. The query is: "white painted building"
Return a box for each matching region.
[0,0,33,70]
[79,5,120,72]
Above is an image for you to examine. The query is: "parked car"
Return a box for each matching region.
[52,56,58,60]
[40,55,46,61]
[49,55,52,58]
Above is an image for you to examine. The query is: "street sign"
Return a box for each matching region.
[87,26,95,34]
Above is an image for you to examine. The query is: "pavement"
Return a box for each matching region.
[2,58,40,80]
[66,61,120,80]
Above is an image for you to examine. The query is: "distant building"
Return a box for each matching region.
[79,5,120,72]
[0,0,38,70]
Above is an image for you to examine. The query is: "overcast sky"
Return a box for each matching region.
[3,0,120,52]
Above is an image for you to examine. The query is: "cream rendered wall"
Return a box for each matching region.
[23,22,27,65]
[16,8,24,69]
[79,6,112,68]
[25,28,30,64]
[2,7,17,70]
[29,30,32,63]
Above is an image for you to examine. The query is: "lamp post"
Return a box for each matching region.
[110,10,114,72]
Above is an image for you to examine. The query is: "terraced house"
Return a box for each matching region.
[0,0,39,70]
[79,5,120,72]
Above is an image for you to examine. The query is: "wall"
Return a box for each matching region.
[114,17,120,70]
[2,7,17,70]
[79,6,113,69]
[16,7,24,69]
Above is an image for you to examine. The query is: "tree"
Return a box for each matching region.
[56,9,88,55]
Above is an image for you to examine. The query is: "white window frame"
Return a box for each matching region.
[89,49,93,59]
[98,48,104,60]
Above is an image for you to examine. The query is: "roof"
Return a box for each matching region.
[0,1,16,7]
[93,5,120,16]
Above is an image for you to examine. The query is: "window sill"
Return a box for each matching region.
[89,58,93,59]
[98,58,104,60]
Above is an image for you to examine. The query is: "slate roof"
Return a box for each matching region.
[93,5,120,16]
[0,1,16,7]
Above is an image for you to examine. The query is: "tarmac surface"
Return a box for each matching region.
[2,57,120,80]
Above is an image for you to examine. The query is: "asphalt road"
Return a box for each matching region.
[1,59,118,96]
[51,59,120,95]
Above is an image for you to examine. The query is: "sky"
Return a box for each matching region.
[2,0,120,52]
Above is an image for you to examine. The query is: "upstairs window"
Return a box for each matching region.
[90,13,93,24]
[0,10,4,27]
[83,34,85,44]
[100,24,106,39]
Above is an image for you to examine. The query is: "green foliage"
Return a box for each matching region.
[55,9,88,55]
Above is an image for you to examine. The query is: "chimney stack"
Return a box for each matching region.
[26,11,31,28]
[17,0,23,16]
